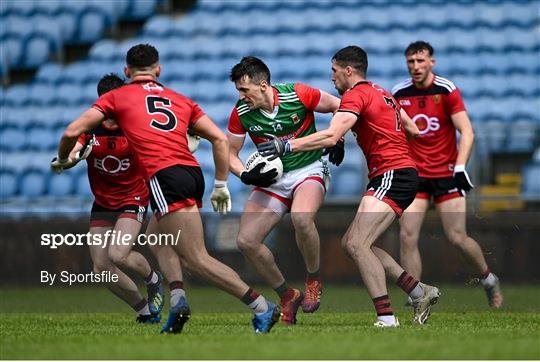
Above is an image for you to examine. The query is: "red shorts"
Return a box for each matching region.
[416,176,465,204]
[90,202,147,227]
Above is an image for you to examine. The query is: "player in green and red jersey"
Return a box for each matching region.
[227,56,343,324]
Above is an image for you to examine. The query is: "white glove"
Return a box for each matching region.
[75,134,95,161]
[50,156,73,174]
[210,180,232,215]
[187,131,200,153]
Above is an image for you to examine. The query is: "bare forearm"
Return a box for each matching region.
[456,130,474,165]
[290,130,339,152]
[229,153,246,178]
[212,138,230,181]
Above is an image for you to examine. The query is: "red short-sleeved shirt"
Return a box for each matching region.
[93,80,204,180]
[78,124,148,209]
[338,81,416,179]
[392,75,466,177]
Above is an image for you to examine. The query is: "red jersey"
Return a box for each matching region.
[93,80,204,180]
[392,75,466,178]
[338,81,416,179]
[78,124,148,209]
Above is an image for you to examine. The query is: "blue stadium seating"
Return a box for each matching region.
[1,0,539,205]
[19,168,47,197]
[0,169,18,199]
[48,172,75,197]
[522,163,540,199]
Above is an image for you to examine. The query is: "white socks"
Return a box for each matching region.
[249,295,269,315]
[146,271,159,285]
[378,315,397,325]
[136,303,150,316]
[481,273,497,288]
[170,288,186,307]
[409,283,424,300]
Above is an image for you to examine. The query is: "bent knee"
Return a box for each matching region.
[291,213,315,233]
[236,234,261,254]
[447,230,468,246]
[93,261,114,274]
[108,250,128,266]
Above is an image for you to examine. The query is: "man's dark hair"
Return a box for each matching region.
[126,43,159,68]
[332,46,368,77]
[405,41,434,56]
[97,73,125,96]
[229,56,271,84]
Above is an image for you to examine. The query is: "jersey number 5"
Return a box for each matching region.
[146,96,177,131]
[383,95,401,131]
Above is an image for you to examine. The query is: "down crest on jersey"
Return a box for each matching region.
[392,75,466,178]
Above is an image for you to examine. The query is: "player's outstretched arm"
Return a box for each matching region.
[192,115,231,215]
[290,111,356,152]
[191,115,229,182]
[52,108,104,174]
[400,108,420,140]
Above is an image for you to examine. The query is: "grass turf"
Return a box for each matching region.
[1,284,539,359]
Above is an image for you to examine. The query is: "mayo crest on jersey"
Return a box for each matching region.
[338,81,416,179]
[228,83,322,172]
[392,75,466,177]
[93,80,204,180]
[78,124,148,209]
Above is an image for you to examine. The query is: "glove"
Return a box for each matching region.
[75,134,95,161]
[256,134,291,161]
[187,130,200,153]
[322,137,345,166]
[240,163,278,187]
[50,156,73,174]
[453,164,474,191]
[210,180,232,215]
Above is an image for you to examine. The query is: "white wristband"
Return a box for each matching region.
[454,164,466,173]
[214,179,227,187]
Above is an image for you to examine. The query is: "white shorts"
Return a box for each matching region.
[248,158,330,214]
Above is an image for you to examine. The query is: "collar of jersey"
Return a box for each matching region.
[130,79,165,86]
[259,87,280,119]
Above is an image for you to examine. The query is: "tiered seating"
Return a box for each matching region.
[1,0,539,206]
[0,0,161,72]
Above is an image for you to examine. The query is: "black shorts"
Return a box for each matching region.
[148,165,204,218]
[90,202,147,227]
[416,176,464,204]
[365,168,418,216]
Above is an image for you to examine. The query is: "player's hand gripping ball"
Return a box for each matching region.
[241,152,283,187]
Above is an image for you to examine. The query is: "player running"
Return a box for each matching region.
[51,74,165,324]
[392,41,503,308]
[52,44,280,334]
[258,46,440,327]
[227,56,342,324]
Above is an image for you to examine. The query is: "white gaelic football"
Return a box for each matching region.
[245,151,283,181]
[187,132,200,153]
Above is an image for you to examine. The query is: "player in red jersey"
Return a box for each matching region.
[392,41,503,308]
[258,46,441,327]
[51,44,280,334]
[51,74,166,324]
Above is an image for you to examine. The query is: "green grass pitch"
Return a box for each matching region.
[1,284,539,359]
